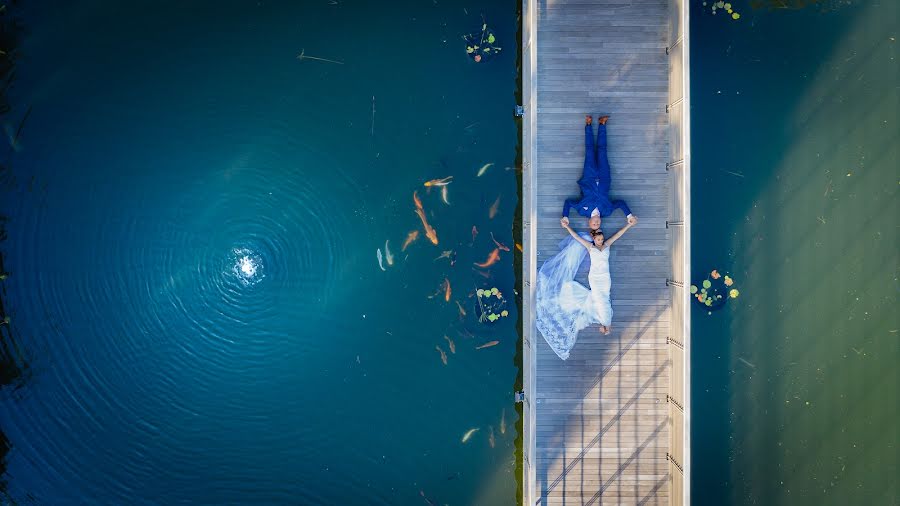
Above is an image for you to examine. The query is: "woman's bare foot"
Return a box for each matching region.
[597,115,610,125]
[585,115,592,125]
[600,325,610,335]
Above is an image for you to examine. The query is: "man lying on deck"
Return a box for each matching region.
[561,115,637,232]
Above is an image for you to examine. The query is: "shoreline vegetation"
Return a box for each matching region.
[0,3,28,502]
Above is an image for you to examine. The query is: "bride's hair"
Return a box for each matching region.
[589,229,604,238]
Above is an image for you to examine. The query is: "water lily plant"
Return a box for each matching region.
[690,269,739,314]
[475,287,509,323]
[464,23,502,63]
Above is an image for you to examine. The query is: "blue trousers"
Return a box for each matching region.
[579,123,611,195]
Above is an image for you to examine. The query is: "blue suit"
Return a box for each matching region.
[562,123,632,218]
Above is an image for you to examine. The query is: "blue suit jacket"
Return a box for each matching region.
[562,193,631,218]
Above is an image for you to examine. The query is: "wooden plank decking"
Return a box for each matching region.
[527,0,673,504]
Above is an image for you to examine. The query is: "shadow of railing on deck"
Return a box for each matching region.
[536,303,670,505]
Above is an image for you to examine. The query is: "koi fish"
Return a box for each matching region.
[436,345,448,365]
[402,230,419,251]
[441,186,450,205]
[419,490,437,506]
[376,249,386,271]
[414,208,439,245]
[476,340,499,350]
[461,427,480,443]
[488,195,501,219]
[473,268,491,279]
[489,426,496,448]
[515,243,523,252]
[444,335,456,354]
[474,248,500,268]
[424,176,453,187]
[384,240,394,266]
[472,226,479,242]
[413,191,424,210]
[500,409,506,435]
[455,300,467,318]
[490,232,510,252]
[443,278,451,302]
[434,250,454,262]
[476,162,494,177]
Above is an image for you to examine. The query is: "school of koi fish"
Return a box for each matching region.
[374,161,521,451]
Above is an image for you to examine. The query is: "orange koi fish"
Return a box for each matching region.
[490,232,510,252]
[474,248,500,268]
[436,345,448,365]
[440,186,450,205]
[424,176,453,187]
[475,340,499,350]
[401,230,419,251]
[443,278,451,302]
[413,191,439,245]
[515,243,523,252]
[455,300,467,318]
[443,335,456,354]
[488,195,501,219]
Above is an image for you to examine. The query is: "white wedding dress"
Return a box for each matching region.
[535,235,613,360]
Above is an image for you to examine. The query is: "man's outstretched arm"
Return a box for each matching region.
[562,198,579,217]
[611,199,633,219]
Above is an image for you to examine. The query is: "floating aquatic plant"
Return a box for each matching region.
[475,286,509,323]
[702,0,742,19]
[690,269,740,314]
[464,23,502,63]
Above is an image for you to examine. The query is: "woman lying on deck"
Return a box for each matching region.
[534,215,636,360]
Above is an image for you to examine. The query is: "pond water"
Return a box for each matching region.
[690,0,898,504]
[0,1,521,504]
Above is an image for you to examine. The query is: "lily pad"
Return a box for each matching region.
[501,310,509,317]
[732,12,740,19]
[690,285,698,294]
[729,289,740,299]
[702,280,712,289]
[490,287,498,295]
[487,34,496,43]
[476,289,484,297]
[724,276,733,286]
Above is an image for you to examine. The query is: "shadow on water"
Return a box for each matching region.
[692,0,898,504]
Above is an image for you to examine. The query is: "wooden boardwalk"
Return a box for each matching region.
[523,0,676,504]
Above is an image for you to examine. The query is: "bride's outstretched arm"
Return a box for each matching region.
[600,219,636,250]
[561,218,592,250]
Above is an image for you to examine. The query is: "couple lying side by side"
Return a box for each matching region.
[535,115,637,360]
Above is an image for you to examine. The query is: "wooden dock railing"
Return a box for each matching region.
[520,0,690,504]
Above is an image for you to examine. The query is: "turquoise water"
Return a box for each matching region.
[0,1,521,504]
[691,0,898,504]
